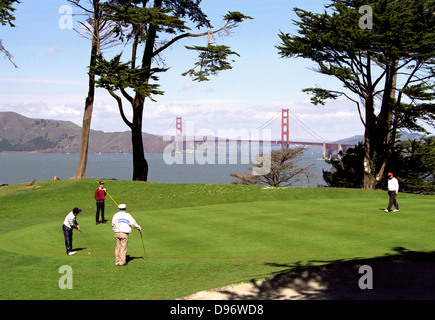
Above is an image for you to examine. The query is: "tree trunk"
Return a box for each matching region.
[72,95,94,179]
[362,132,376,189]
[72,1,100,179]
[374,60,399,186]
[128,0,159,181]
[72,47,97,179]
[363,59,399,189]
[363,92,377,189]
[131,95,148,181]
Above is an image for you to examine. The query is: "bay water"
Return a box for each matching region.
[0,147,331,186]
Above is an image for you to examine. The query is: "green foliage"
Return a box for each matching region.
[223,11,253,24]
[95,1,225,99]
[278,0,435,108]
[162,0,212,29]
[0,0,19,27]
[302,88,341,106]
[323,137,435,194]
[277,0,435,188]
[90,53,167,98]
[103,1,191,37]
[90,3,251,181]
[182,11,251,82]
[393,136,435,194]
[182,44,239,82]
[0,0,19,67]
[323,143,365,188]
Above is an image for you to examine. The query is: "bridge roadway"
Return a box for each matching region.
[176,138,355,159]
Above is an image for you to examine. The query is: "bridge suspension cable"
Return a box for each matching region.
[167,108,326,143]
[240,110,282,139]
[163,118,176,137]
[288,110,325,142]
[184,119,198,136]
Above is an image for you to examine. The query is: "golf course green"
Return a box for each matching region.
[0,179,434,299]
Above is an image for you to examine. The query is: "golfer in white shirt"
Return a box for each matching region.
[112,204,141,266]
[385,172,399,212]
[62,207,81,255]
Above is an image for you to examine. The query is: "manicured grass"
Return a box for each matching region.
[0,179,433,299]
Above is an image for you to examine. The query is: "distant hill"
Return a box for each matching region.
[333,135,363,145]
[333,132,427,145]
[0,112,170,153]
[1,112,427,153]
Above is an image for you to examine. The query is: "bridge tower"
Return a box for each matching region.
[176,117,183,152]
[281,109,289,149]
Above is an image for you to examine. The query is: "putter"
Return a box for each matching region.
[79,230,93,254]
[139,231,147,263]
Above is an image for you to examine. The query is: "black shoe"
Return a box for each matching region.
[96,221,100,225]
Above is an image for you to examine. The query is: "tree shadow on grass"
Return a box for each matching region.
[219,247,435,300]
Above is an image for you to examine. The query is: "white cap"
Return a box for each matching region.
[118,204,126,210]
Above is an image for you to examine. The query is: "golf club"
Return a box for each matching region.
[106,190,119,207]
[79,230,93,254]
[96,181,119,207]
[139,231,147,263]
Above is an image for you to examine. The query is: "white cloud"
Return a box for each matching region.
[46,45,61,56]
[0,102,81,125]
[0,94,366,141]
[182,82,194,91]
[50,104,82,117]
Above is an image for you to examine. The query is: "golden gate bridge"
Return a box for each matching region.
[166,109,355,159]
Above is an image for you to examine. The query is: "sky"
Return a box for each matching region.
[1,0,373,142]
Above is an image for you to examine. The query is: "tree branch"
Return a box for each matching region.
[152,20,230,57]
[120,87,134,104]
[108,88,132,129]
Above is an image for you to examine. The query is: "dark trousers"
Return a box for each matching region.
[96,201,105,223]
[387,191,399,211]
[62,224,73,254]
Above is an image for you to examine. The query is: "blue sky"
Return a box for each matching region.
[0,0,367,141]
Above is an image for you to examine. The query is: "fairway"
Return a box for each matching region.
[0,180,434,299]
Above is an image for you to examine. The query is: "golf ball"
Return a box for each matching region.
[88,253,91,255]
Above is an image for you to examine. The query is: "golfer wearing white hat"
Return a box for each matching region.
[112,204,142,266]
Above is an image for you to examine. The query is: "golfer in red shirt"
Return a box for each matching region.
[94,181,107,224]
